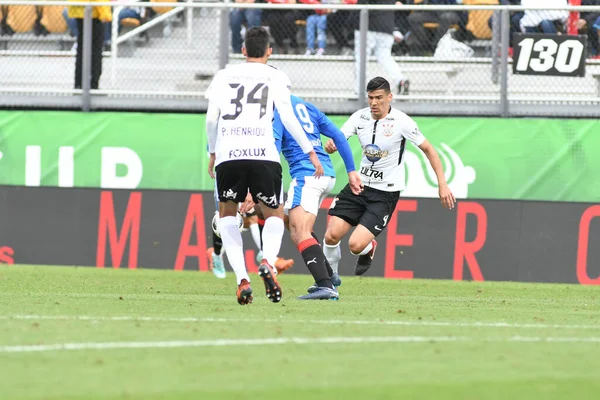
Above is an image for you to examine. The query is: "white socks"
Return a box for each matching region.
[249,222,262,251]
[261,216,284,268]
[357,241,373,256]
[323,241,341,274]
[219,216,249,285]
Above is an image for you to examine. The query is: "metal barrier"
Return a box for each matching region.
[0,1,599,116]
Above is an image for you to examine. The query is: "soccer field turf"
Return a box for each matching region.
[0,265,599,400]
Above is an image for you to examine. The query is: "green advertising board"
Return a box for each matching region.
[1,111,599,202]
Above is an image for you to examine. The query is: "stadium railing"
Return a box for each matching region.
[0,1,599,117]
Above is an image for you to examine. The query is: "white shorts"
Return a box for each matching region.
[284,176,336,216]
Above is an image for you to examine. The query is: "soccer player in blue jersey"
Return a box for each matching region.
[273,95,363,300]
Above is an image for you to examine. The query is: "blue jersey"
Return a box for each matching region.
[274,96,354,179]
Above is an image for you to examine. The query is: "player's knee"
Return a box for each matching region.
[348,238,369,255]
[324,230,341,246]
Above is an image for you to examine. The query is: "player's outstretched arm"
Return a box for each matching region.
[319,116,362,194]
[320,117,355,173]
[418,140,456,210]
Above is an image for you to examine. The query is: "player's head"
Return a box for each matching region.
[366,77,393,120]
[242,27,272,61]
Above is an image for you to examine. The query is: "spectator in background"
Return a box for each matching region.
[519,0,568,33]
[392,0,412,55]
[115,2,149,32]
[63,6,111,50]
[230,0,264,54]
[264,0,300,54]
[578,0,600,57]
[1,6,14,35]
[67,0,112,90]
[406,0,466,55]
[353,0,410,95]
[486,0,522,48]
[300,0,329,55]
[327,0,356,55]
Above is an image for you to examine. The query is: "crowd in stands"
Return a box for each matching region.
[0,0,598,91]
[227,0,600,58]
[1,1,598,58]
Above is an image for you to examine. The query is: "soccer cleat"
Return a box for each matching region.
[298,287,339,300]
[397,79,410,96]
[258,260,282,303]
[275,257,294,275]
[307,273,342,294]
[236,279,253,305]
[331,272,342,288]
[207,248,226,279]
[354,240,377,276]
[212,253,226,279]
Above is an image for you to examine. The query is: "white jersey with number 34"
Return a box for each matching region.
[205,63,291,167]
[341,107,426,193]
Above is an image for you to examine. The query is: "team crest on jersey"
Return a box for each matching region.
[381,123,394,137]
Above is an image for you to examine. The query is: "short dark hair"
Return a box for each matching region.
[244,27,270,58]
[366,77,391,94]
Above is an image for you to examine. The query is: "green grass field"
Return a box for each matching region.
[0,265,599,400]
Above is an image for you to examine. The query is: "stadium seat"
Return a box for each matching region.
[40,6,68,34]
[463,0,498,40]
[423,22,440,29]
[6,5,37,33]
[121,17,141,28]
[151,0,178,15]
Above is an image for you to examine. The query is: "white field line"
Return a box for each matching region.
[1,336,600,354]
[1,315,600,330]
[0,292,594,306]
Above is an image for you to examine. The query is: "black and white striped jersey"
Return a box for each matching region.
[340,107,425,192]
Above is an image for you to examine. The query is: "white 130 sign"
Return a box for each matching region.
[513,34,587,77]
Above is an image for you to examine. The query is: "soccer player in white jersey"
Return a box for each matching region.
[323,76,455,279]
[206,27,323,305]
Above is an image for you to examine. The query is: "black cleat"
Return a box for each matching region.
[258,260,282,303]
[354,240,377,276]
[307,272,342,294]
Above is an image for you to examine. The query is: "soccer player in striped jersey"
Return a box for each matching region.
[324,77,455,278]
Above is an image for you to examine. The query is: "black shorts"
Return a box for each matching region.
[328,184,400,237]
[215,160,283,209]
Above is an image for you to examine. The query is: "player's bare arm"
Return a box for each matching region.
[347,171,363,195]
[308,151,325,177]
[418,140,456,210]
[205,100,220,179]
[208,153,216,179]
